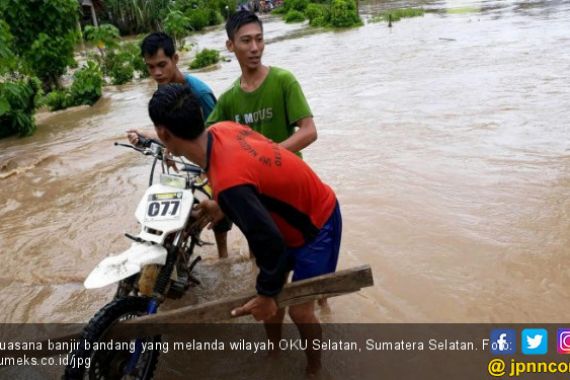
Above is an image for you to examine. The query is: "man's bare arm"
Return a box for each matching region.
[278,117,317,153]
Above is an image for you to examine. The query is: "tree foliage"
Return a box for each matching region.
[84,24,120,58]
[0,0,80,91]
[164,10,191,49]
[45,61,104,111]
[102,0,171,35]
[25,33,76,91]
[0,77,41,138]
[277,0,361,28]
[284,10,306,23]
[329,0,362,27]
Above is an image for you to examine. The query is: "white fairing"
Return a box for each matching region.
[84,243,167,289]
[84,182,194,289]
[134,183,194,244]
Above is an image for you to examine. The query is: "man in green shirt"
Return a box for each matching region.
[206,10,317,155]
[204,10,325,375]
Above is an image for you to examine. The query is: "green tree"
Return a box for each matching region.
[164,10,191,50]
[0,0,80,91]
[0,20,42,138]
[102,0,171,35]
[25,33,76,91]
[0,77,41,138]
[0,20,16,71]
[84,24,120,59]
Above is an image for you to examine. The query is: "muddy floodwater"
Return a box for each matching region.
[1,0,569,325]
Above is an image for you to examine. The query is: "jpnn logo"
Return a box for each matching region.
[522,329,547,355]
[557,329,570,354]
[490,329,516,355]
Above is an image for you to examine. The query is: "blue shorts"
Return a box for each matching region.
[287,202,342,282]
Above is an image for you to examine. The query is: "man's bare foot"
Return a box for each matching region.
[317,298,331,313]
[305,362,322,378]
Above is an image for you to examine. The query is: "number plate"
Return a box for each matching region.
[145,192,183,221]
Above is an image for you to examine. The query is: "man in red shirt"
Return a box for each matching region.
[148,84,342,375]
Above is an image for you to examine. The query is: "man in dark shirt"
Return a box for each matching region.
[126,32,230,259]
[148,84,342,375]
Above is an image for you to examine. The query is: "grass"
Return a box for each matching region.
[370,8,425,23]
[447,7,480,15]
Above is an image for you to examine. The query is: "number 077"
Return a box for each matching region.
[147,200,180,217]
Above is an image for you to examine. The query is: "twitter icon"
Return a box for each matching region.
[522,329,548,355]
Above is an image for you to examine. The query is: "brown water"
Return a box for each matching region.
[1,0,569,324]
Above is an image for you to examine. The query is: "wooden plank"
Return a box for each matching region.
[120,264,373,326]
[32,265,373,347]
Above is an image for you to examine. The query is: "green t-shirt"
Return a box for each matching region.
[206,67,312,145]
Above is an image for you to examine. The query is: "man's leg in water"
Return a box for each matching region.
[289,301,322,375]
[264,308,286,357]
[214,231,228,258]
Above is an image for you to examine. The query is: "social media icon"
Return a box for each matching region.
[522,329,547,355]
[490,329,516,355]
[557,329,570,354]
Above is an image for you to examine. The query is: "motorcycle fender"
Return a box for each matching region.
[84,243,167,289]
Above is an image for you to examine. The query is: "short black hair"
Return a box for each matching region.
[225,10,263,40]
[140,32,176,58]
[148,84,205,141]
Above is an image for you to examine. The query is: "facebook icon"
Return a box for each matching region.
[490,329,516,354]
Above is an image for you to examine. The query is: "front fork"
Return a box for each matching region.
[122,232,180,376]
[124,299,159,374]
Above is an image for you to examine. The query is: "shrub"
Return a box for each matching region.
[44,61,103,111]
[310,15,328,27]
[272,6,288,15]
[305,3,330,25]
[285,0,309,12]
[284,10,306,23]
[305,4,323,21]
[329,0,362,27]
[0,77,41,137]
[109,59,134,85]
[104,47,136,85]
[207,9,224,26]
[186,8,210,31]
[45,89,72,111]
[189,49,220,69]
[69,61,103,106]
[122,42,149,79]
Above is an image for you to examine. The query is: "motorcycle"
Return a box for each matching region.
[64,137,212,379]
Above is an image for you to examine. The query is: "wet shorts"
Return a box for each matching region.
[286,201,342,282]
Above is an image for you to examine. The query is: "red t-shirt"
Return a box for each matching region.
[207,122,336,247]
[205,122,337,296]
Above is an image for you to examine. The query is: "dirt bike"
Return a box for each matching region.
[64,137,212,379]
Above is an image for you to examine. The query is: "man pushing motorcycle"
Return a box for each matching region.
[148,83,342,376]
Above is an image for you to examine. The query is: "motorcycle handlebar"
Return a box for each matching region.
[114,141,205,175]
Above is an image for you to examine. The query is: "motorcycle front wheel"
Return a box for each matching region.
[64,296,160,380]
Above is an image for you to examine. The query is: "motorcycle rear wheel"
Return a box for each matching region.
[64,297,160,380]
